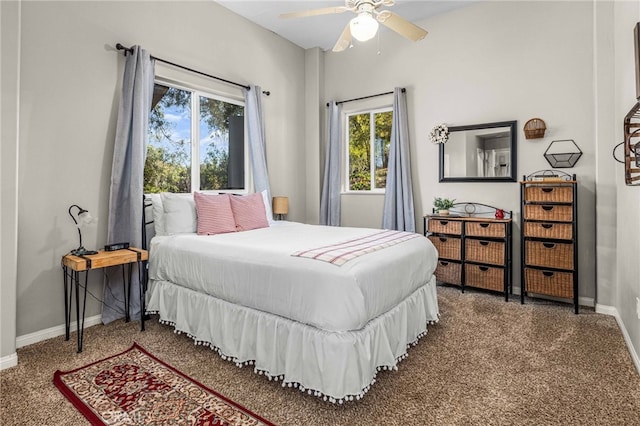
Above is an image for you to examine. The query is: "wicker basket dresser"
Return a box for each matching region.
[520,171,579,313]
[424,203,513,301]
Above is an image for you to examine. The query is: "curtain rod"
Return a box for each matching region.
[115,43,270,96]
[326,88,405,107]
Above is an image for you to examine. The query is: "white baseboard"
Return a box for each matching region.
[15,314,103,349]
[594,304,618,316]
[578,296,595,308]
[0,352,18,370]
[596,303,640,375]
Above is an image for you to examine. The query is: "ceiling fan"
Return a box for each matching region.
[279,0,428,52]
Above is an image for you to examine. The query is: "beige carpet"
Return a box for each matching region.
[1,286,639,425]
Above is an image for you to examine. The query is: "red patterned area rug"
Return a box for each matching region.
[53,343,274,426]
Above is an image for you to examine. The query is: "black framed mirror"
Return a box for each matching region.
[439,120,517,182]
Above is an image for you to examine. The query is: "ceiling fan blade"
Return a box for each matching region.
[279,6,348,20]
[332,23,352,52]
[377,11,428,41]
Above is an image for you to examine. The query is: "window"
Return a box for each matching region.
[144,81,246,193]
[346,108,393,191]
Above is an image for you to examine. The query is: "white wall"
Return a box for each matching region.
[612,0,640,369]
[0,0,20,364]
[10,0,305,338]
[304,47,323,225]
[594,0,618,313]
[324,1,597,301]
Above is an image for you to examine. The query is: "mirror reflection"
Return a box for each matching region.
[439,121,517,182]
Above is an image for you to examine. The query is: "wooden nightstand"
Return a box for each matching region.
[61,247,148,352]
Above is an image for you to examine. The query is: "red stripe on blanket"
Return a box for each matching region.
[292,230,421,266]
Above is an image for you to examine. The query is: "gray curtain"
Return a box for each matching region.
[382,88,415,232]
[320,101,341,226]
[103,46,154,323]
[244,85,271,199]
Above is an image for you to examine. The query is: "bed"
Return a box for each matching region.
[144,192,439,403]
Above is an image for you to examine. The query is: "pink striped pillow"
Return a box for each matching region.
[229,193,269,232]
[194,192,237,235]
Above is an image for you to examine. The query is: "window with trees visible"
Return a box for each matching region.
[144,81,246,193]
[346,108,393,191]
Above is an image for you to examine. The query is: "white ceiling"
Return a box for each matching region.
[216,1,475,51]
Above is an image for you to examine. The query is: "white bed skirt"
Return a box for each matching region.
[146,276,439,402]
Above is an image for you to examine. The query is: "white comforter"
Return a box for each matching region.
[149,222,438,332]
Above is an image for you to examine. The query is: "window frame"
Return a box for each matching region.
[343,105,393,194]
[147,76,250,194]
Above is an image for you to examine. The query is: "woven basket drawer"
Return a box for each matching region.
[427,219,462,235]
[465,221,506,238]
[464,264,504,292]
[465,239,505,265]
[525,268,573,298]
[525,186,573,203]
[524,222,572,240]
[434,260,462,285]
[524,204,573,222]
[525,240,574,270]
[428,236,461,260]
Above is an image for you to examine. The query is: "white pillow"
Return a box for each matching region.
[161,192,197,234]
[148,193,166,236]
[261,190,275,225]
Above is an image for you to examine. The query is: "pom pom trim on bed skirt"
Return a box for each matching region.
[149,315,438,404]
[146,276,439,403]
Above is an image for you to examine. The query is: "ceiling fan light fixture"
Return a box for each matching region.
[350,12,379,42]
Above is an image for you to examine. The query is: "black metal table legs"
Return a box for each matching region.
[62,263,140,353]
[61,248,148,352]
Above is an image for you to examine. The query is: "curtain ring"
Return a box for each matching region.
[612,142,625,164]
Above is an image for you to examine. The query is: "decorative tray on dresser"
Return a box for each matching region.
[423,203,513,301]
[520,170,579,313]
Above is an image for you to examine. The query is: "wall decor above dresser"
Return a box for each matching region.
[424,203,513,301]
[523,118,546,139]
[543,139,583,168]
[520,170,579,313]
[612,22,640,185]
[438,121,517,182]
[613,101,640,185]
